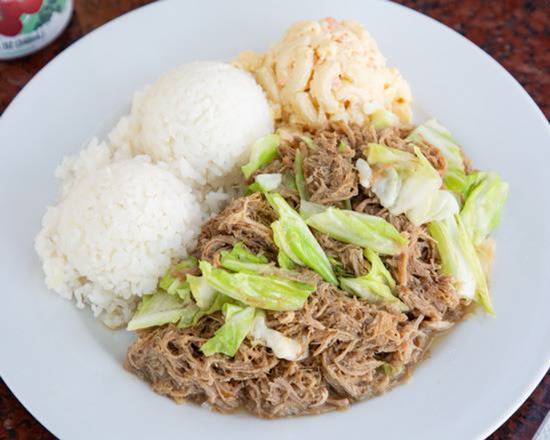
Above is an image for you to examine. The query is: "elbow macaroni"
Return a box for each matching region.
[234,18,412,128]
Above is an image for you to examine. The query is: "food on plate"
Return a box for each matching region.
[35,17,508,418]
[36,61,274,327]
[235,18,412,128]
[125,119,507,417]
[111,61,273,187]
[35,152,202,328]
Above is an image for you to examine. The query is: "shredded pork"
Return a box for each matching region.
[126,121,467,418]
[126,284,431,417]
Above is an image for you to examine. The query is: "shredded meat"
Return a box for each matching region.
[126,284,429,418]
[317,122,447,173]
[197,193,277,262]
[315,232,366,277]
[303,130,358,204]
[353,188,462,321]
[126,121,469,418]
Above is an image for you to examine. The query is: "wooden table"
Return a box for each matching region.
[1,1,548,438]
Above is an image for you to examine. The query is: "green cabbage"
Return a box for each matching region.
[201,304,256,357]
[379,361,404,377]
[158,257,198,300]
[367,143,459,226]
[476,238,496,282]
[220,243,301,278]
[389,148,444,216]
[177,303,201,328]
[340,249,407,311]
[370,108,400,130]
[127,291,187,331]
[300,135,317,150]
[200,261,314,311]
[266,193,337,284]
[220,242,268,265]
[338,140,350,153]
[340,275,408,311]
[299,200,326,220]
[356,158,373,189]
[371,167,401,207]
[241,134,280,179]
[177,293,232,329]
[187,274,217,309]
[282,171,298,191]
[406,119,467,193]
[367,143,415,165]
[255,173,282,192]
[428,215,493,314]
[277,250,297,270]
[305,206,407,255]
[460,171,508,246]
[364,248,396,289]
[250,310,304,360]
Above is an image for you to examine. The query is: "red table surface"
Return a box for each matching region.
[0,1,548,439]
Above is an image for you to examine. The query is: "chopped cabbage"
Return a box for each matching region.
[158,257,198,300]
[299,200,327,220]
[200,261,314,311]
[127,291,186,331]
[201,304,256,357]
[428,215,493,314]
[364,248,396,289]
[460,171,508,246]
[367,143,415,165]
[255,173,282,192]
[340,248,407,311]
[266,193,337,284]
[305,206,408,255]
[370,108,400,130]
[241,134,280,179]
[187,274,217,309]
[300,135,317,150]
[371,168,401,207]
[356,158,372,189]
[177,293,231,329]
[251,311,304,361]
[220,243,302,278]
[407,119,467,193]
[177,303,201,328]
[367,144,459,226]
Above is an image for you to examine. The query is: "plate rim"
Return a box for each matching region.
[1,1,549,439]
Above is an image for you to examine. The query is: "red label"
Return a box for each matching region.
[0,0,43,36]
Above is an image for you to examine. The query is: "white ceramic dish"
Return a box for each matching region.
[1,1,549,439]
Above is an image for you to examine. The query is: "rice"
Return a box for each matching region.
[35,143,202,328]
[35,61,274,327]
[112,61,273,189]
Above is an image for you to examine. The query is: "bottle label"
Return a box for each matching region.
[0,0,72,59]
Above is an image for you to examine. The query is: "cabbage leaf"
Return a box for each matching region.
[305,206,407,255]
[407,119,467,193]
[201,304,256,357]
[367,143,459,226]
[460,171,508,246]
[127,291,186,331]
[250,310,304,361]
[339,249,407,311]
[200,261,314,311]
[241,134,280,179]
[266,193,336,284]
[428,215,493,314]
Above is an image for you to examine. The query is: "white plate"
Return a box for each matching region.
[1,1,549,439]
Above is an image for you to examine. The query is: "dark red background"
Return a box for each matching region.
[0,1,548,439]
